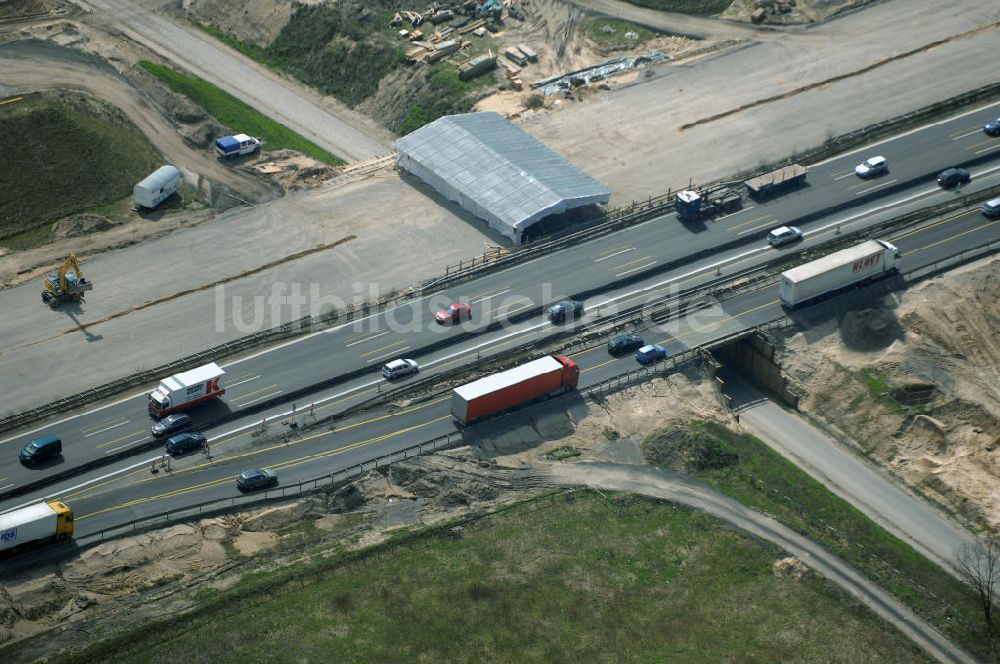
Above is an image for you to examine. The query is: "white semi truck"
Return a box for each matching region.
[779,239,902,307]
[148,362,226,417]
[0,501,74,556]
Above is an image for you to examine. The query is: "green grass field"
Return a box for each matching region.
[621,0,731,14]
[0,95,161,250]
[138,61,343,166]
[587,18,656,49]
[66,492,929,663]
[643,420,993,659]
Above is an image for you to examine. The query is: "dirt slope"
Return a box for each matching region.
[780,257,1000,527]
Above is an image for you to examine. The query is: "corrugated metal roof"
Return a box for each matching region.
[783,240,887,284]
[395,112,609,241]
[454,356,562,401]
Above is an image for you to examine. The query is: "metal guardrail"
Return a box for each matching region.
[79,431,462,546]
[6,82,1000,436]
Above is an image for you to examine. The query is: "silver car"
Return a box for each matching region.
[381,358,419,379]
[855,156,887,178]
[767,226,803,247]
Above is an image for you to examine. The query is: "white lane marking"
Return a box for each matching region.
[227,375,261,388]
[855,179,898,195]
[974,143,1000,155]
[238,391,283,408]
[594,248,633,263]
[366,349,410,364]
[83,420,131,438]
[471,289,511,304]
[832,172,855,181]
[953,128,984,140]
[615,262,657,278]
[104,439,152,455]
[813,100,1000,165]
[716,207,750,220]
[345,330,390,347]
[0,484,13,492]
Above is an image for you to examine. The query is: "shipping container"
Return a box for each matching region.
[451,355,579,425]
[779,239,902,307]
[148,362,226,417]
[0,501,74,555]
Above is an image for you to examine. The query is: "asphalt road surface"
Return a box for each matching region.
[2,192,996,547]
[1,101,998,415]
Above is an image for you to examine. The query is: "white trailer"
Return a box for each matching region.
[0,501,74,555]
[148,362,226,417]
[134,165,182,209]
[779,239,902,307]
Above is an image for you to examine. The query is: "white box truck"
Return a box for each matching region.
[0,501,74,556]
[779,239,901,307]
[148,362,226,417]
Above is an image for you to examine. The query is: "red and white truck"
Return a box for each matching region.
[450,355,580,425]
[779,239,902,307]
[148,362,226,417]
[0,501,74,556]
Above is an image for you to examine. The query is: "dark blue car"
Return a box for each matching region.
[984,118,1000,137]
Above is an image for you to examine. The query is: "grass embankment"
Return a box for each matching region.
[0,95,161,250]
[620,0,732,14]
[65,492,927,663]
[643,420,992,660]
[195,3,494,134]
[587,18,656,49]
[138,61,343,166]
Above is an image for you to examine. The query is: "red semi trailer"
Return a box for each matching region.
[450,355,580,425]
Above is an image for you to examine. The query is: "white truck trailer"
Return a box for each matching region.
[779,239,902,307]
[0,501,74,555]
[134,165,182,209]
[148,362,226,417]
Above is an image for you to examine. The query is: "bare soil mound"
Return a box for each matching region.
[780,257,1000,526]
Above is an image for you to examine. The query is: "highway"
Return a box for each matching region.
[2,192,998,543]
[3,103,1000,494]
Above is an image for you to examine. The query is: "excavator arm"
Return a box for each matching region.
[42,253,92,307]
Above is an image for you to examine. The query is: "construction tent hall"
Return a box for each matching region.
[394,112,610,245]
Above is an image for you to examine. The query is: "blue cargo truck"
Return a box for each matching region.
[215,134,261,158]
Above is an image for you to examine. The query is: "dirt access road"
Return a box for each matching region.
[72,0,393,161]
[0,40,277,204]
[538,462,974,664]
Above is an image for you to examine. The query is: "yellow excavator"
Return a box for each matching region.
[41,253,93,308]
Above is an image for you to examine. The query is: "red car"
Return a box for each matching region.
[435,303,471,324]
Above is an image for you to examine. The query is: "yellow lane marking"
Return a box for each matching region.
[95,429,148,449]
[736,220,776,236]
[229,383,281,403]
[359,340,408,358]
[82,417,128,434]
[78,415,452,520]
[610,255,653,272]
[906,218,1000,254]
[726,214,772,231]
[0,96,23,107]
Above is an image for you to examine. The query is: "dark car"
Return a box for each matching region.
[547,300,584,323]
[984,118,1000,137]
[435,303,471,324]
[151,413,192,438]
[937,167,971,188]
[237,468,278,492]
[607,334,644,356]
[165,432,206,456]
[982,197,1000,219]
[19,434,62,465]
